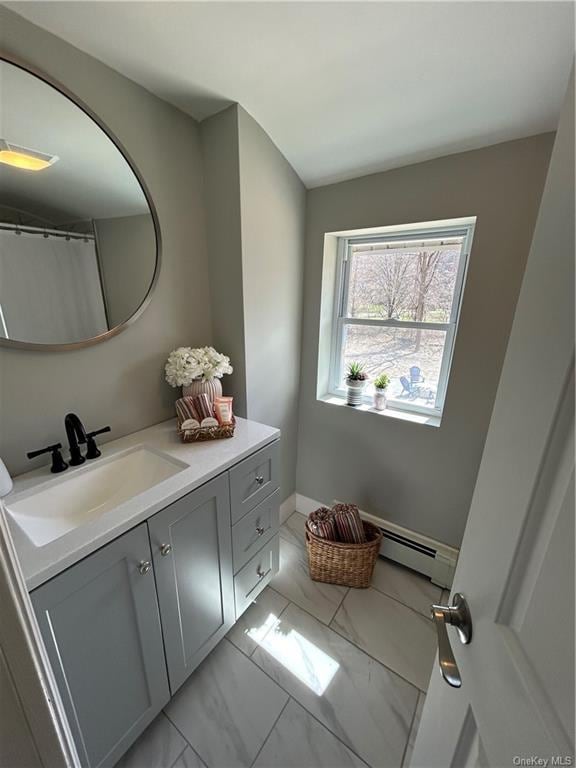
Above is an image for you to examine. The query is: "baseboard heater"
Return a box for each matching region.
[295,494,458,588]
[336,501,458,589]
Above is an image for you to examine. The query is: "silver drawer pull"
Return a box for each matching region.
[256,566,266,579]
[160,543,172,557]
[256,526,265,536]
[139,560,152,575]
[255,476,264,485]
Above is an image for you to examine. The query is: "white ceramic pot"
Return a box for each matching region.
[373,389,388,411]
[182,377,223,405]
[346,378,366,406]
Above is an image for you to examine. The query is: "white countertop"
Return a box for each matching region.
[5,417,280,590]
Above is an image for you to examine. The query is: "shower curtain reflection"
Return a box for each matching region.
[0,228,108,344]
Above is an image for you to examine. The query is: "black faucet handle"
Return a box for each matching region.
[27,442,61,460]
[27,443,68,474]
[85,426,111,460]
[86,426,111,439]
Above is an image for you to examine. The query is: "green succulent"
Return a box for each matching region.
[374,373,391,390]
[346,362,368,381]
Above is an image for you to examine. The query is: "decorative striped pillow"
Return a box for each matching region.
[176,396,199,427]
[191,393,213,421]
[332,503,366,544]
[176,394,215,428]
[307,507,338,541]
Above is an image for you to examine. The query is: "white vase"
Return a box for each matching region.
[373,389,388,411]
[346,379,366,406]
[182,377,223,405]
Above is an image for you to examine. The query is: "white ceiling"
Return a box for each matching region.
[0,60,149,223]
[7,1,575,188]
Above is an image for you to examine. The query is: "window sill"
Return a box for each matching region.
[318,394,442,428]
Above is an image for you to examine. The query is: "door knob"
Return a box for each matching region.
[160,543,172,556]
[431,592,472,689]
[255,476,264,485]
[138,560,152,575]
[256,526,265,536]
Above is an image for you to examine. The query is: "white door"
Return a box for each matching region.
[411,72,574,768]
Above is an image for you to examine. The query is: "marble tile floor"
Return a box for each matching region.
[117,512,440,768]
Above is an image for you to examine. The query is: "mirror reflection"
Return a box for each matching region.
[0,60,157,347]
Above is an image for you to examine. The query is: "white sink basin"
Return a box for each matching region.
[5,446,188,547]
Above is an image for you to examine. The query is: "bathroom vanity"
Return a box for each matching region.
[5,418,281,768]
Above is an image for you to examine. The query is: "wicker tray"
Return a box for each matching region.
[178,416,235,443]
[305,521,382,588]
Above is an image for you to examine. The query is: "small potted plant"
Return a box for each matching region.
[373,373,390,411]
[345,362,368,406]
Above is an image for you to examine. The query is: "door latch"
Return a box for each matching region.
[431,592,472,688]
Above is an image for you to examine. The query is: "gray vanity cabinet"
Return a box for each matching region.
[28,437,279,768]
[31,523,170,768]
[148,473,235,693]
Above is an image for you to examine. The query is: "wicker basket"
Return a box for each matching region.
[305,521,382,588]
[178,417,235,443]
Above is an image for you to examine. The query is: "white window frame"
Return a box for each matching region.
[329,219,476,418]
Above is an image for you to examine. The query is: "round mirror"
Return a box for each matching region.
[0,58,159,349]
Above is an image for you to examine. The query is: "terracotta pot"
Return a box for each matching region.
[182,377,223,405]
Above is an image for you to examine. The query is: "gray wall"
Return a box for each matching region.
[297,134,554,547]
[0,8,212,476]
[237,106,306,502]
[200,106,248,416]
[94,214,156,328]
[200,105,306,501]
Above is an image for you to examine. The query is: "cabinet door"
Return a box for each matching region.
[148,473,234,693]
[31,524,169,768]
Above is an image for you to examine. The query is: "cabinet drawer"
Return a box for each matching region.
[232,488,280,574]
[229,441,279,524]
[234,534,280,618]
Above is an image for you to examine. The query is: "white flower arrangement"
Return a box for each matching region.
[165,346,233,387]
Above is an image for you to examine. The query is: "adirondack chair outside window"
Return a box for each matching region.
[327,218,476,417]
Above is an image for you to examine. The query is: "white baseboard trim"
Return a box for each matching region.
[295,493,325,517]
[279,493,297,525]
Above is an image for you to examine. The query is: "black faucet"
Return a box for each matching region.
[65,413,87,466]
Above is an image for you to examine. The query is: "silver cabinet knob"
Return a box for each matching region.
[255,476,264,485]
[160,543,172,557]
[431,592,472,688]
[256,566,266,579]
[256,526,265,536]
[139,560,152,575]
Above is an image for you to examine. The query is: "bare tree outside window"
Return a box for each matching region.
[348,251,413,319]
[333,224,472,414]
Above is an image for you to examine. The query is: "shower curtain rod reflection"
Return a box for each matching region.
[0,222,95,241]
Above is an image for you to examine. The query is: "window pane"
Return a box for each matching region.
[346,245,462,323]
[340,324,447,409]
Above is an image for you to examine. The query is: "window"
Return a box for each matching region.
[329,219,475,417]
